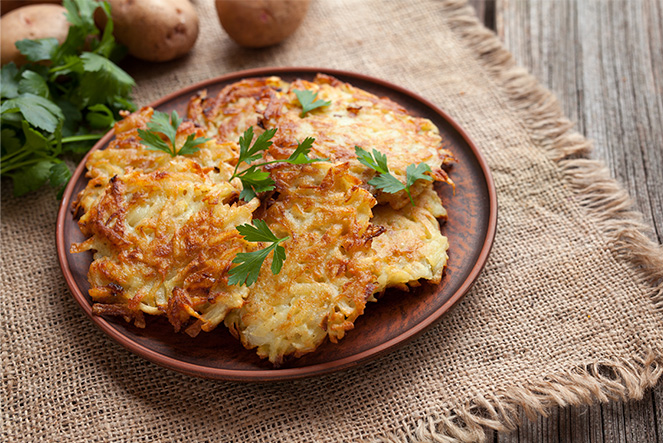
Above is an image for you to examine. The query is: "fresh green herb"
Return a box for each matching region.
[228,220,289,287]
[137,110,210,157]
[285,137,329,164]
[230,126,278,201]
[233,164,276,202]
[0,0,135,197]
[355,145,389,174]
[354,146,433,205]
[231,128,328,202]
[237,126,278,166]
[293,89,331,117]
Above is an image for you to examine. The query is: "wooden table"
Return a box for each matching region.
[467,0,663,441]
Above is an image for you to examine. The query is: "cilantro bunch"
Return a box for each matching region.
[0,0,136,197]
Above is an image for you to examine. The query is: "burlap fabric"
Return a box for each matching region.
[3,0,663,441]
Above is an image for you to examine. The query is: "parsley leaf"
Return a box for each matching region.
[286,137,328,164]
[228,220,289,287]
[237,126,278,165]
[293,89,331,117]
[355,146,388,174]
[405,162,433,188]
[10,159,54,196]
[21,120,50,152]
[369,173,406,194]
[49,162,73,190]
[78,52,134,105]
[137,110,210,157]
[52,0,104,64]
[15,38,59,63]
[0,63,20,99]
[355,146,433,205]
[18,71,50,99]
[80,52,134,87]
[91,2,117,58]
[63,0,98,30]
[232,127,278,200]
[178,134,209,156]
[138,127,171,153]
[235,166,275,202]
[1,93,64,133]
[237,219,282,243]
[231,128,329,201]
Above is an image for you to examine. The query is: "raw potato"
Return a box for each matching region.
[1,4,69,66]
[215,0,311,48]
[0,0,61,16]
[99,0,199,62]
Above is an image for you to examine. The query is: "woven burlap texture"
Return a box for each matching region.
[3,0,663,442]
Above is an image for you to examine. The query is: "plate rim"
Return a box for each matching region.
[56,66,497,382]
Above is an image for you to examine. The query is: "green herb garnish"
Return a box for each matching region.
[293,89,331,117]
[230,126,278,201]
[0,0,135,197]
[228,220,289,287]
[231,127,328,202]
[137,110,210,157]
[285,136,327,164]
[355,146,433,205]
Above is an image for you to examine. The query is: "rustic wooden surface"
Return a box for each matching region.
[468,0,663,441]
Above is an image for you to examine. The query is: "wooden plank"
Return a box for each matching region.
[623,393,658,442]
[492,0,663,441]
[497,0,663,242]
[601,398,628,442]
[468,0,496,31]
[569,404,605,443]
[655,385,663,442]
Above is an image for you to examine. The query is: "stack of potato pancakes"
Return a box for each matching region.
[72,74,454,366]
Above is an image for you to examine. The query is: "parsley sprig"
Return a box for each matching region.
[293,89,331,117]
[228,220,289,287]
[230,126,328,201]
[355,146,433,205]
[230,126,278,201]
[0,0,135,197]
[137,110,210,157]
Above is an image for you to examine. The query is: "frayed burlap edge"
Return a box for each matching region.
[367,1,663,442]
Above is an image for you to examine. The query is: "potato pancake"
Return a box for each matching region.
[72,74,453,365]
[72,162,257,333]
[225,163,382,365]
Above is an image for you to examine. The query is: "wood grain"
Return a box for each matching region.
[468,0,663,441]
[496,0,663,243]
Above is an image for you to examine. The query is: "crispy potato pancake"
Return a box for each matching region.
[72,74,453,366]
[368,186,449,293]
[189,74,454,210]
[72,163,258,334]
[225,163,382,365]
[75,107,238,215]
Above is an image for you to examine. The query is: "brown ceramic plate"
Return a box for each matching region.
[56,67,497,382]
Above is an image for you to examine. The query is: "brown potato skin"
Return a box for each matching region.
[100,0,199,62]
[0,0,61,16]
[1,4,69,66]
[215,0,311,48]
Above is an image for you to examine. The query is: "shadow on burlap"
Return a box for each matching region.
[2,0,663,441]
